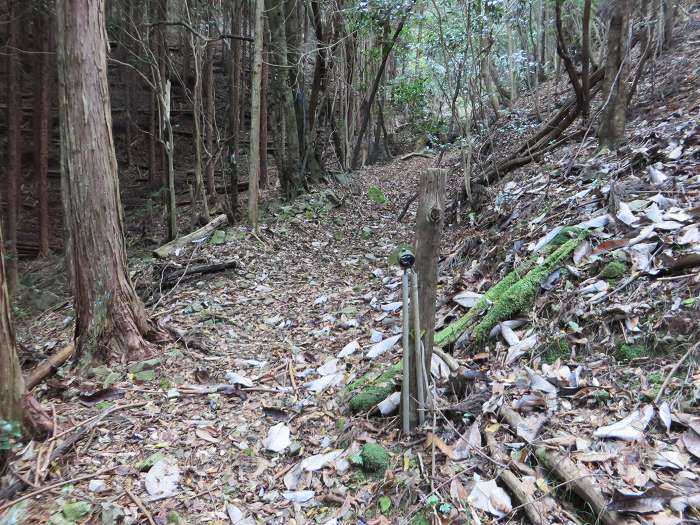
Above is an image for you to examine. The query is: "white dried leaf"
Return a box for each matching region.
[282,490,315,503]
[381,302,402,312]
[467,479,512,517]
[370,329,384,343]
[263,423,291,453]
[304,373,344,393]
[579,280,609,295]
[145,459,180,500]
[300,450,342,472]
[648,165,668,185]
[225,371,254,388]
[453,290,483,308]
[317,359,338,376]
[430,353,451,381]
[500,324,520,346]
[577,214,610,229]
[530,226,563,253]
[338,340,360,358]
[525,367,557,394]
[594,405,654,441]
[658,401,671,433]
[617,202,638,226]
[378,391,401,415]
[678,225,700,245]
[366,334,402,359]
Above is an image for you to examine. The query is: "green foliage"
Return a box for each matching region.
[349,385,397,412]
[472,234,587,343]
[544,338,571,364]
[368,186,388,204]
[378,495,392,514]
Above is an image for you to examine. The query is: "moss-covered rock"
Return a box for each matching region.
[360,443,390,475]
[616,343,648,362]
[600,260,627,281]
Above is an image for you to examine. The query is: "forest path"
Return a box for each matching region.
[15,155,443,523]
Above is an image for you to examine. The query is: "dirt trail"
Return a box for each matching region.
[11,156,439,524]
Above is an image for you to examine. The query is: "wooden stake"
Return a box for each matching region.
[415,168,446,369]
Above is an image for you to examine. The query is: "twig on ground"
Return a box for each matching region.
[655,342,699,404]
[125,486,158,525]
[0,467,118,513]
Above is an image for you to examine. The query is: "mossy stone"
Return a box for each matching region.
[616,343,648,362]
[600,261,627,281]
[360,443,390,475]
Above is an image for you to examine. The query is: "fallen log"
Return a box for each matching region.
[24,344,75,390]
[400,151,435,161]
[158,260,238,288]
[153,214,227,258]
[535,447,630,525]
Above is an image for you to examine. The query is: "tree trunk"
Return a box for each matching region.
[191,37,211,222]
[248,0,264,228]
[205,33,216,197]
[581,0,592,120]
[56,0,161,363]
[5,0,21,293]
[226,0,241,221]
[34,9,52,258]
[350,4,414,169]
[415,168,446,370]
[259,55,269,189]
[0,232,23,470]
[599,0,631,149]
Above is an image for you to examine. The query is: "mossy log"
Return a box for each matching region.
[434,229,586,348]
[346,361,403,413]
[472,234,585,343]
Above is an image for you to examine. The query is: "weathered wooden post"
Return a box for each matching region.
[415,168,447,370]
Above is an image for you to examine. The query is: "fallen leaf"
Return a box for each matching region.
[594,405,655,441]
[366,334,402,359]
[338,339,360,358]
[453,290,483,308]
[467,479,512,517]
[145,459,180,500]
[263,423,291,453]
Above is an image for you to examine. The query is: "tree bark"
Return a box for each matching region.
[581,0,592,120]
[56,0,162,362]
[226,0,241,220]
[248,0,264,228]
[5,0,21,293]
[415,168,446,370]
[33,9,52,258]
[259,55,269,189]
[205,29,216,197]
[599,0,631,148]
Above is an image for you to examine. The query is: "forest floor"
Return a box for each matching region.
[3,7,700,525]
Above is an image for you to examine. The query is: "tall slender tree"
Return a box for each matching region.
[5,0,21,291]
[248,0,264,228]
[56,0,162,362]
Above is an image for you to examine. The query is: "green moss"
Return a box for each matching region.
[600,261,627,281]
[435,259,536,347]
[347,361,403,393]
[349,385,397,412]
[544,338,571,364]
[550,226,584,246]
[472,234,586,344]
[616,343,648,362]
[360,443,390,475]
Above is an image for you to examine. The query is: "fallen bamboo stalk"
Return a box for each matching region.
[158,260,238,287]
[153,214,227,258]
[24,344,75,390]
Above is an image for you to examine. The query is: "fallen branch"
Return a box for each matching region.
[397,191,419,222]
[125,486,158,525]
[400,151,435,161]
[0,466,118,513]
[158,260,238,288]
[153,214,228,259]
[24,344,75,390]
[0,402,145,503]
[534,447,630,525]
[484,431,549,525]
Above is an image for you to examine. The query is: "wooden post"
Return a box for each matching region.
[415,168,446,370]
